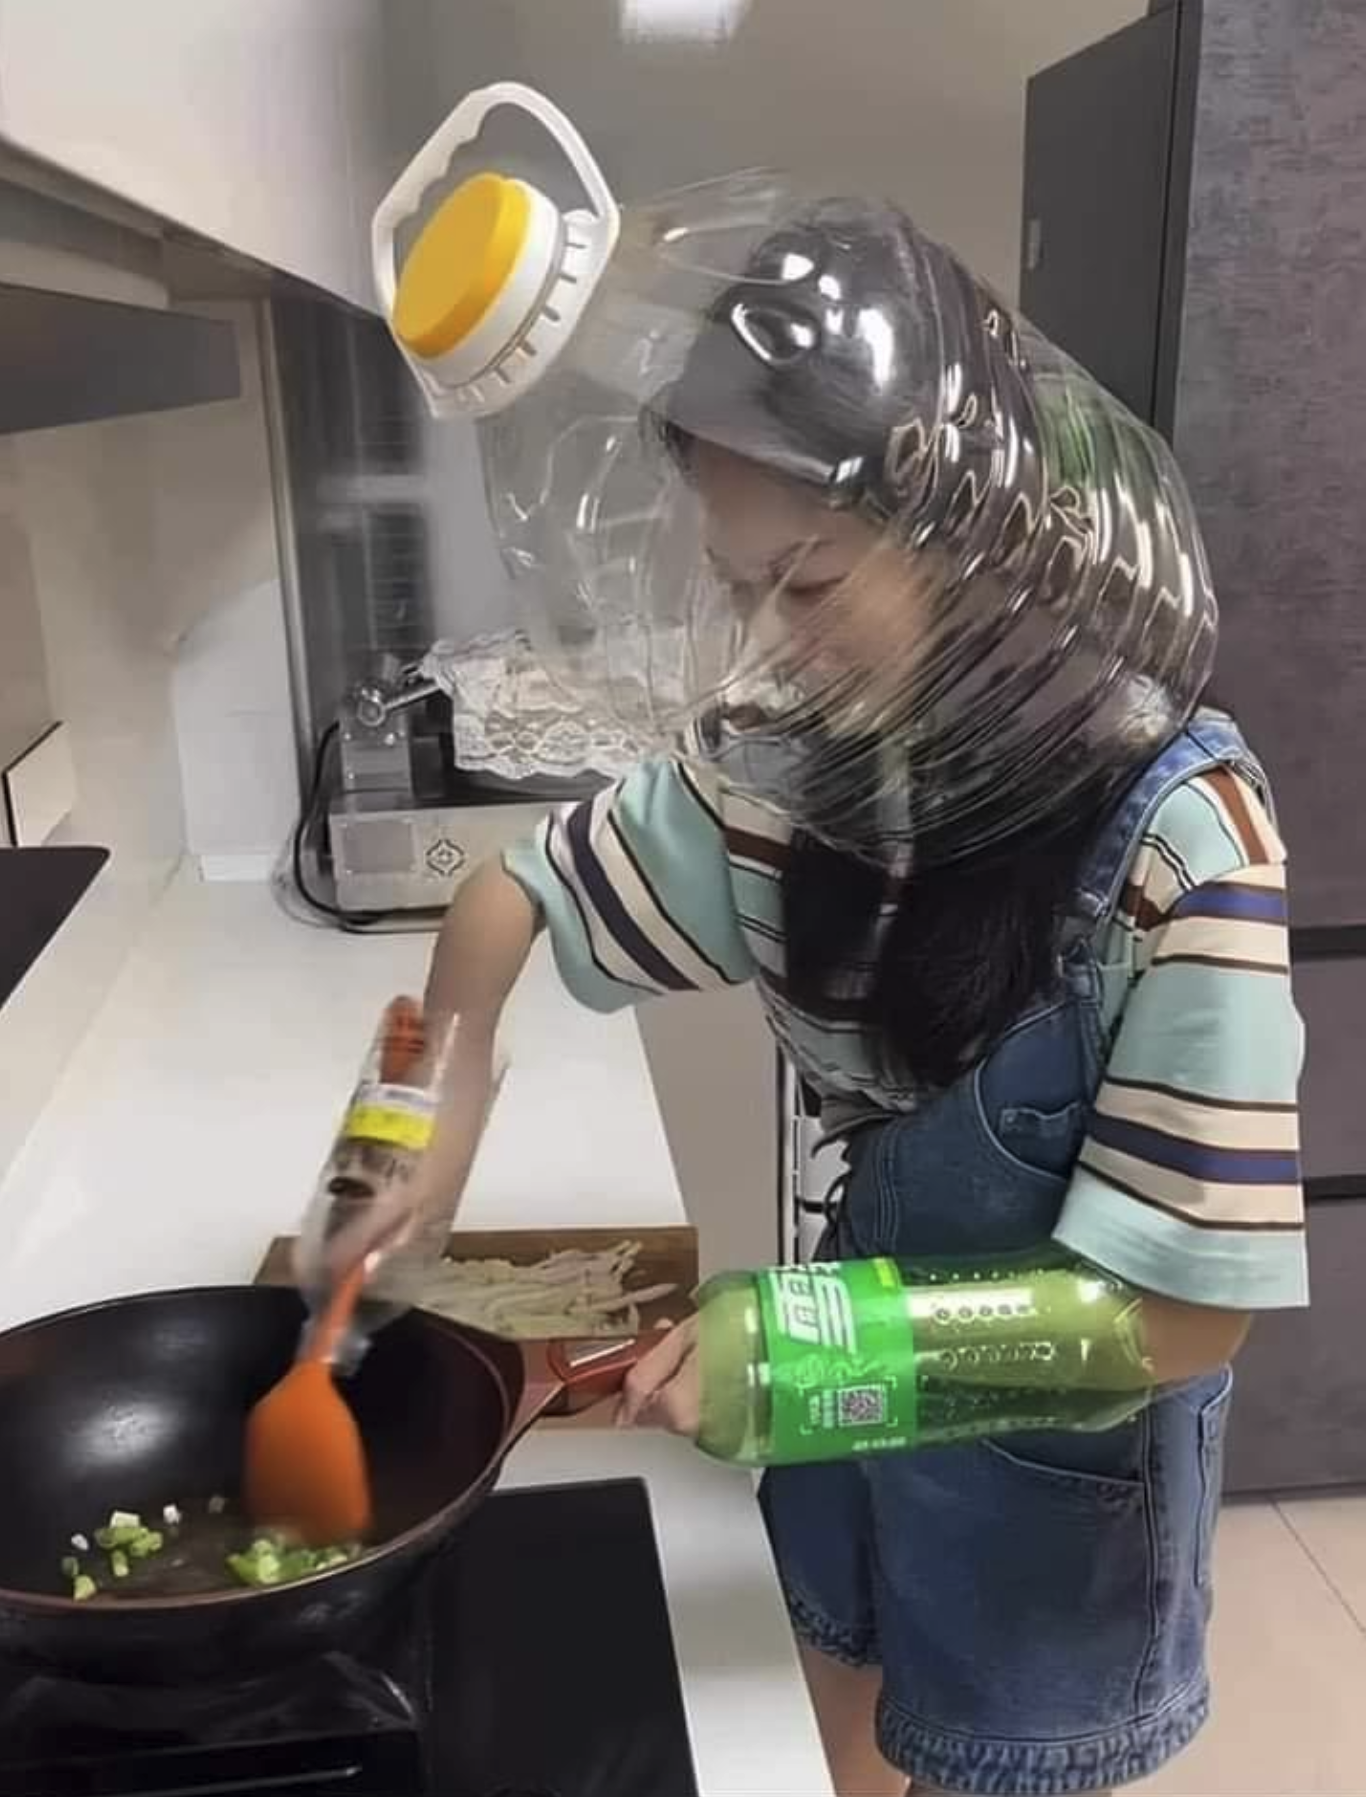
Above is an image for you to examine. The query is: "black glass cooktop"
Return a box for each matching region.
[0,845,108,1010]
[0,1478,700,1797]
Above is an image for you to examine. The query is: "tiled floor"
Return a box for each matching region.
[1137,1494,1366,1796]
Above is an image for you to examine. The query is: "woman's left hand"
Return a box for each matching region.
[616,1316,700,1438]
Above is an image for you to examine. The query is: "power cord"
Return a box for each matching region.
[288,721,388,932]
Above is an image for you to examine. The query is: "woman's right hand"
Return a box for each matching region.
[616,1316,701,1438]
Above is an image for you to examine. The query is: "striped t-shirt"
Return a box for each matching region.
[504,757,1307,1311]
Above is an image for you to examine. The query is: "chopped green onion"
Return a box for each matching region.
[66,1503,359,1598]
[61,1503,175,1599]
[225,1535,361,1589]
[93,1508,169,1560]
[227,1542,283,1587]
[96,1523,144,1550]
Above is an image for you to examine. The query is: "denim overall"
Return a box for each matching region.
[761,715,1264,1797]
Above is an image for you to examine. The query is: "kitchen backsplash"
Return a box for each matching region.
[161,303,298,880]
[0,302,298,1184]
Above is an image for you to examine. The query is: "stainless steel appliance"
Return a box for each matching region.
[261,293,601,923]
[325,659,598,917]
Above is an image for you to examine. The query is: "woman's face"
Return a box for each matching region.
[690,442,933,705]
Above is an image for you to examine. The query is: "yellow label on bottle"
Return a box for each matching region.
[344,1101,435,1153]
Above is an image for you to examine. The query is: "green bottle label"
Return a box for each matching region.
[756,1259,918,1463]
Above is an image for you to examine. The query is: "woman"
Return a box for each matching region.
[392,195,1306,1795]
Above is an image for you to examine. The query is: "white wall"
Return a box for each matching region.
[0,415,188,1182]
[390,0,1146,298]
[161,307,298,880]
[0,305,296,1184]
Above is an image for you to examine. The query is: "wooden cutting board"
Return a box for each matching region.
[254,1225,699,1429]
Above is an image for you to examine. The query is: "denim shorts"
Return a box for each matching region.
[761,1365,1233,1795]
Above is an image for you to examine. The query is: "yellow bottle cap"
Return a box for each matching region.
[393,172,533,361]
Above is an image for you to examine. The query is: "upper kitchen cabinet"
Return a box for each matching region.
[0,0,389,310]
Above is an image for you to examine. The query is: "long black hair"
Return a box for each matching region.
[652,481,1119,1092]
[782,801,1106,1091]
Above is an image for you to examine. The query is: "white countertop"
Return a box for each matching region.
[0,867,833,1795]
[0,869,685,1325]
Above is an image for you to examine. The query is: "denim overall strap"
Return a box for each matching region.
[1065,709,1268,949]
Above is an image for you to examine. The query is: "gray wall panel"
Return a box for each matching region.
[1174,0,1366,929]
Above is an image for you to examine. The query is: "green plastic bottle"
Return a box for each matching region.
[695,1253,1150,1467]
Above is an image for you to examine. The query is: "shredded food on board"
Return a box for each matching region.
[415,1241,678,1338]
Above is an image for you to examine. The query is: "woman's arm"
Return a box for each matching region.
[424,856,540,1035]
[304,860,539,1281]
[1141,1293,1251,1383]
[413,756,754,1239]
[311,756,754,1287]
[618,1266,1255,1437]
[412,859,541,1217]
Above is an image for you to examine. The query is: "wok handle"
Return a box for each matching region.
[547,1335,655,1404]
[508,1334,658,1441]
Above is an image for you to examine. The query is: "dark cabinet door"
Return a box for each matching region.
[1170,0,1366,936]
[1224,958,1366,1493]
[1022,1,1366,1493]
[1020,6,1184,419]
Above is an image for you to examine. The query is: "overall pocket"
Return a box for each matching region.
[870,1422,1154,1736]
[991,1098,1090,1180]
[981,1407,1148,1500]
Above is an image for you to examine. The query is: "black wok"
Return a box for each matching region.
[0,1285,643,1686]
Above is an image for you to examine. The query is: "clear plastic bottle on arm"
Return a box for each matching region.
[293,860,537,1328]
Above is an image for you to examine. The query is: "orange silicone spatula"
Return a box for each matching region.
[246,996,433,1544]
[244,1259,372,1545]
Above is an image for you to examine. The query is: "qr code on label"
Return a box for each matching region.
[837,1385,887,1427]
